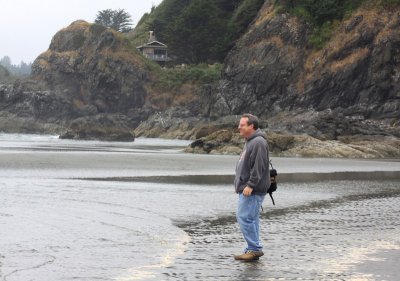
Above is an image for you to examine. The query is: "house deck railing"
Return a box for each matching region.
[144,54,170,61]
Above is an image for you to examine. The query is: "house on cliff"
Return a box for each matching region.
[137,31,170,66]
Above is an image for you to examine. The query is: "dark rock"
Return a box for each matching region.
[0,111,63,134]
[190,139,204,148]
[210,2,310,118]
[208,4,399,138]
[0,81,74,123]
[31,20,148,116]
[59,114,135,141]
[134,108,202,139]
[267,132,296,152]
[345,15,364,33]
[186,129,243,154]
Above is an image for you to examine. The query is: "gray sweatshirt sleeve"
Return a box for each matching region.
[246,140,267,189]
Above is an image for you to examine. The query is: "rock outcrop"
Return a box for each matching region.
[0,80,68,131]
[0,20,150,138]
[186,129,400,158]
[211,3,399,136]
[31,20,148,116]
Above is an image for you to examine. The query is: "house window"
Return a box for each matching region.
[154,49,166,56]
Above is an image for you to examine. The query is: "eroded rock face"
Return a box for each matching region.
[299,10,400,120]
[211,3,400,124]
[31,20,148,116]
[0,80,73,125]
[211,2,309,117]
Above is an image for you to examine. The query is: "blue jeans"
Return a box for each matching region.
[236,193,265,252]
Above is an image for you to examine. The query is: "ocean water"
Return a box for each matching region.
[0,134,399,281]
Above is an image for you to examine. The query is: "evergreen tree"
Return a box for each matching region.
[0,56,12,69]
[95,9,133,33]
[131,0,265,63]
[165,0,229,63]
[0,64,11,81]
[0,56,31,76]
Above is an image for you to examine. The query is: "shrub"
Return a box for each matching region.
[380,0,400,7]
[152,63,223,92]
[309,21,338,49]
[284,0,366,48]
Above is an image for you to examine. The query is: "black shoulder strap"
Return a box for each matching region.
[269,160,274,170]
[269,193,275,205]
[269,160,276,205]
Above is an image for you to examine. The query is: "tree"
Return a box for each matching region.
[0,56,31,76]
[131,0,265,63]
[0,64,11,81]
[95,9,133,33]
[0,56,12,69]
[165,0,229,63]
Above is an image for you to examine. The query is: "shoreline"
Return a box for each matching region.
[79,170,400,184]
[1,123,400,159]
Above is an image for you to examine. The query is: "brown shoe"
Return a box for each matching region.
[253,250,264,257]
[234,250,262,261]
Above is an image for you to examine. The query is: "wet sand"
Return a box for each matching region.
[0,134,399,280]
[166,180,400,281]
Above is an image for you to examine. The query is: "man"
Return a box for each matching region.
[234,113,270,261]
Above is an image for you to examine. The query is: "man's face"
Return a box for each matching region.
[238,117,255,138]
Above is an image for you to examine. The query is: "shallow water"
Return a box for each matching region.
[0,134,399,281]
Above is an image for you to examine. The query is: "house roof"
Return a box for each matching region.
[136,40,168,49]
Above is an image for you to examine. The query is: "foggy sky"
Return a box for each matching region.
[0,0,163,65]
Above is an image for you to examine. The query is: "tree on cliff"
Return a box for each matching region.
[165,0,228,63]
[95,9,133,33]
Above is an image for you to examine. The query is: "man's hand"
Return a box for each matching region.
[243,186,253,197]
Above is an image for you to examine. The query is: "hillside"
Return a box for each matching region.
[135,0,400,157]
[129,0,265,63]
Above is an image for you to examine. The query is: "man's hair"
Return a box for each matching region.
[242,113,259,130]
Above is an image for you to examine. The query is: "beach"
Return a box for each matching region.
[0,134,399,280]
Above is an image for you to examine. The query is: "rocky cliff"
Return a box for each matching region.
[1,20,150,139]
[211,2,399,137]
[32,20,148,116]
[137,1,400,157]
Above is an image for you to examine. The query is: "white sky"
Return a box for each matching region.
[0,0,163,65]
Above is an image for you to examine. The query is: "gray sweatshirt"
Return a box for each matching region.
[234,129,270,195]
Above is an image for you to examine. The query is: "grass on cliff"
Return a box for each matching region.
[147,62,223,91]
[143,60,222,109]
[282,0,400,49]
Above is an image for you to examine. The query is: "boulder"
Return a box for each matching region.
[186,129,243,154]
